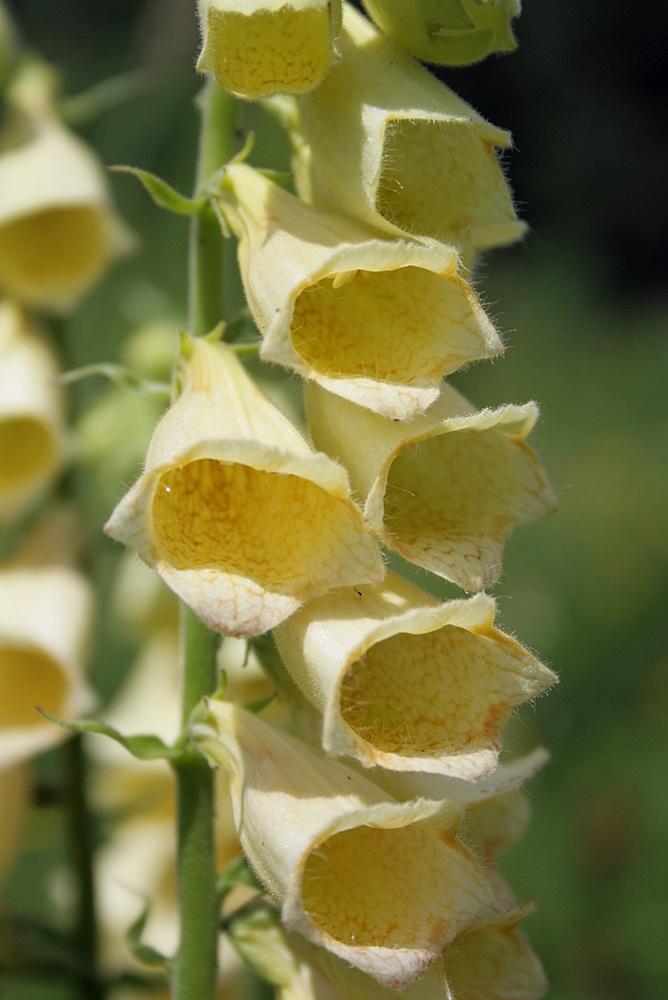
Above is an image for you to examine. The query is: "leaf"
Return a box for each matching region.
[38,710,180,761]
[109,165,205,215]
[59,362,170,397]
[126,904,171,968]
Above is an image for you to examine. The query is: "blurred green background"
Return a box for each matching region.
[3,1,667,997]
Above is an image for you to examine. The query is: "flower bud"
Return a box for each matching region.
[0,302,67,523]
[197,0,342,100]
[306,383,556,591]
[0,62,133,311]
[105,337,383,637]
[195,699,493,988]
[297,3,524,254]
[216,163,501,420]
[0,566,95,765]
[274,572,555,777]
[362,0,520,67]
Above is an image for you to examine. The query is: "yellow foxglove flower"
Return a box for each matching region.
[297,3,524,254]
[362,0,520,67]
[194,699,493,989]
[0,62,132,311]
[274,571,555,777]
[0,302,67,523]
[306,383,556,591]
[196,0,342,100]
[216,163,501,420]
[227,894,546,1000]
[105,337,383,637]
[0,566,95,765]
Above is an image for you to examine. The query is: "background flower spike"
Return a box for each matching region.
[297,2,524,255]
[306,382,557,592]
[0,61,134,312]
[197,0,342,101]
[274,571,556,777]
[215,162,502,421]
[105,337,383,638]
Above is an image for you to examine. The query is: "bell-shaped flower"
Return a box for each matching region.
[296,3,524,255]
[306,383,556,591]
[274,572,555,777]
[0,302,67,523]
[105,337,383,637]
[362,0,520,67]
[0,62,132,311]
[194,698,493,989]
[0,565,95,765]
[196,0,342,100]
[226,858,546,1000]
[215,163,501,420]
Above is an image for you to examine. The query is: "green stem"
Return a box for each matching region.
[172,79,237,1000]
[188,79,238,338]
[65,734,105,1000]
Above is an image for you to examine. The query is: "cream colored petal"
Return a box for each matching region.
[0,566,95,764]
[105,340,383,637]
[306,382,556,591]
[443,907,548,1000]
[216,164,501,420]
[297,3,524,253]
[197,0,341,100]
[195,700,492,988]
[376,748,549,812]
[274,573,555,776]
[0,302,68,522]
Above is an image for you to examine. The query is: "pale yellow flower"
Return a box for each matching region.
[105,337,383,637]
[0,566,95,765]
[296,3,524,254]
[197,0,342,100]
[362,0,521,66]
[227,901,546,1000]
[215,163,501,420]
[0,302,67,522]
[274,571,555,777]
[194,699,493,989]
[0,62,132,311]
[306,382,556,591]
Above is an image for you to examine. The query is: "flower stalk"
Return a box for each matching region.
[171,79,237,1000]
